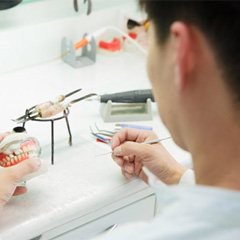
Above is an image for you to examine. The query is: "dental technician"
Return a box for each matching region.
[94,0,240,239]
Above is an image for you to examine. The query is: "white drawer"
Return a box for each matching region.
[38,194,155,240]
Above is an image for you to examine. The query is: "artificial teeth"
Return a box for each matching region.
[14,150,20,155]
[23,146,28,152]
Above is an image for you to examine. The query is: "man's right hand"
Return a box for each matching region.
[111,128,187,185]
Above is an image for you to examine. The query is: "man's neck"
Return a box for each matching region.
[191,121,240,190]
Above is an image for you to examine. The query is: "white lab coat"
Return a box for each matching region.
[93,170,240,240]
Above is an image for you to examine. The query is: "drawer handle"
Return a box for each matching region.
[30,235,42,240]
[104,224,118,234]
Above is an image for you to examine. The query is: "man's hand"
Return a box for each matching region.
[111,128,187,185]
[0,158,41,210]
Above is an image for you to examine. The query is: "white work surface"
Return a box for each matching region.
[0,11,190,240]
[0,53,148,239]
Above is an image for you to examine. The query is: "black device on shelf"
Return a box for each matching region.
[0,0,22,10]
[100,89,155,103]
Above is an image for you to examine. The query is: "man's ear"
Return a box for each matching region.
[170,22,195,90]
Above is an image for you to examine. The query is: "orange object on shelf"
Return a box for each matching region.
[122,33,138,41]
[128,32,138,40]
[99,38,122,52]
[74,38,89,50]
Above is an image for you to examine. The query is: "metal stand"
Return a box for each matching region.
[23,109,72,165]
[61,36,97,68]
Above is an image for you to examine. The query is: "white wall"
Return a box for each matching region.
[0,0,137,29]
[0,0,141,74]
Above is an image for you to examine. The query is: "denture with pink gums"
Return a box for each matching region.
[0,127,41,168]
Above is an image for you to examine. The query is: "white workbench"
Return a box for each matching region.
[0,50,159,240]
[0,5,190,240]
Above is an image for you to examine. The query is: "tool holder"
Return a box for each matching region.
[100,99,153,122]
[22,109,72,165]
[61,36,97,68]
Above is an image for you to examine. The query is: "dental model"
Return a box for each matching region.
[0,127,41,168]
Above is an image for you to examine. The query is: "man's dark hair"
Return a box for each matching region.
[140,0,240,103]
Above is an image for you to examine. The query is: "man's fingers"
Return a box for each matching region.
[113,156,135,174]
[139,169,148,184]
[121,169,133,179]
[112,155,135,167]
[127,155,135,163]
[113,141,151,159]
[111,128,155,149]
[111,128,140,149]
[124,162,134,174]
[5,158,41,183]
[113,156,124,167]
[134,162,143,176]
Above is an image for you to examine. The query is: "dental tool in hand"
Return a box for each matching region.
[96,136,171,157]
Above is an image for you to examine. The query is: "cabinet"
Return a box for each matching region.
[37,194,155,240]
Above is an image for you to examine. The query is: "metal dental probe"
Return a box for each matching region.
[95,136,171,157]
